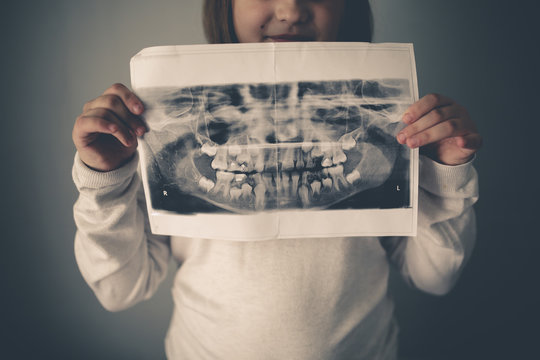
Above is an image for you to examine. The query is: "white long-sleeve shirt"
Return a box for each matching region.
[73,153,478,360]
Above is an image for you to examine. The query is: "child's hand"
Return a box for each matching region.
[396,94,482,166]
[72,83,148,172]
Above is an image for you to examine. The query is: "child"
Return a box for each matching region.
[72,0,481,359]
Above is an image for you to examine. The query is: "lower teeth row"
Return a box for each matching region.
[197,165,359,209]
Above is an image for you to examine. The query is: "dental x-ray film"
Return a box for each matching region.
[130,42,418,240]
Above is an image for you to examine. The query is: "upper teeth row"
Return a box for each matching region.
[204,139,356,173]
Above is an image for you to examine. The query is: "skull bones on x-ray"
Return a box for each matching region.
[140,79,409,213]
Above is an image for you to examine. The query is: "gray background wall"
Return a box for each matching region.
[2,0,538,359]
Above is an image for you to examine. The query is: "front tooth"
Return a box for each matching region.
[294,149,304,170]
[311,145,323,158]
[263,173,274,189]
[201,142,218,156]
[339,133,356,151]
[345,170,361,184]
[278,173,289,196]
[333,148,347,164]
[254,151,265,172]
[211,148,228,170]
[291,172,299,191]
[298,185,310,207]
[322,177,333,190]
[254,184,266,210]
[302,141,313,152]
[311,180,321,195]
[281,148,295,170]
[304,152,314,168]
[230,187,241,200]
[198,176,215,192]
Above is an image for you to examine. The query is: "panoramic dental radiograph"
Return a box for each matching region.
[138,78,411,214]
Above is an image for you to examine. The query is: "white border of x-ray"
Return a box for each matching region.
[131,42,419,240]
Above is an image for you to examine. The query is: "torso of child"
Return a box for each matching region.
[165,235,398,360]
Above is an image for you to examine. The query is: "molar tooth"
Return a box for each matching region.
[235,173,247,182]
[328,165,347,190]
[211,148,228,170]
[228,161,241,172]
[201,142,218,156]
[319,142,332,153]
[241,183,253,198]
[333,148,347,164]
[236,150,251,165]
[298,185,310,207]
[213,171,234,196]
[198,176,215,192]
[322,177,333,190]
[321,158,333,167]
[339,133,356,151]
[230,187,241,200]
[311,180,321,195]
[345,170,361,184]
[216,171,234,182]
[228,144,242,156]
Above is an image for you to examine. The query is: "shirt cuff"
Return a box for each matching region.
[72,152,140,190]
[419,155,478,198]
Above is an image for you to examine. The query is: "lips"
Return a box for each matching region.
[265,34,314,42]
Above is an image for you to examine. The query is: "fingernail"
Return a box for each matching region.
[397,133,406,143]
[403,113,412,124]
[408,137,418,148]
[133,104,142,114]
[136,127,146,136]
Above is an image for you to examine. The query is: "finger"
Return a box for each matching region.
[402,93,454,124]
[84,93,148,136]
[457,133,483,151]
[397,104,463,144]
[404,118,468,149]
[74,108,135,148]
[102,83,145,115]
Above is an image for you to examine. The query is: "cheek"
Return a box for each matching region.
[233,3,265,42]
[314,5,345,40]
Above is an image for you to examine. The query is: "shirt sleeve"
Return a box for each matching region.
[72,152,171,311]
[380,155,479,295]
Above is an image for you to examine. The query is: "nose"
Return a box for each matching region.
[275,0,309,24]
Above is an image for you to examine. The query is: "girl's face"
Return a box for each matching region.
[232,0,345,43]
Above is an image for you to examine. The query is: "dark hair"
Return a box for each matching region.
[203,0,373,44]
